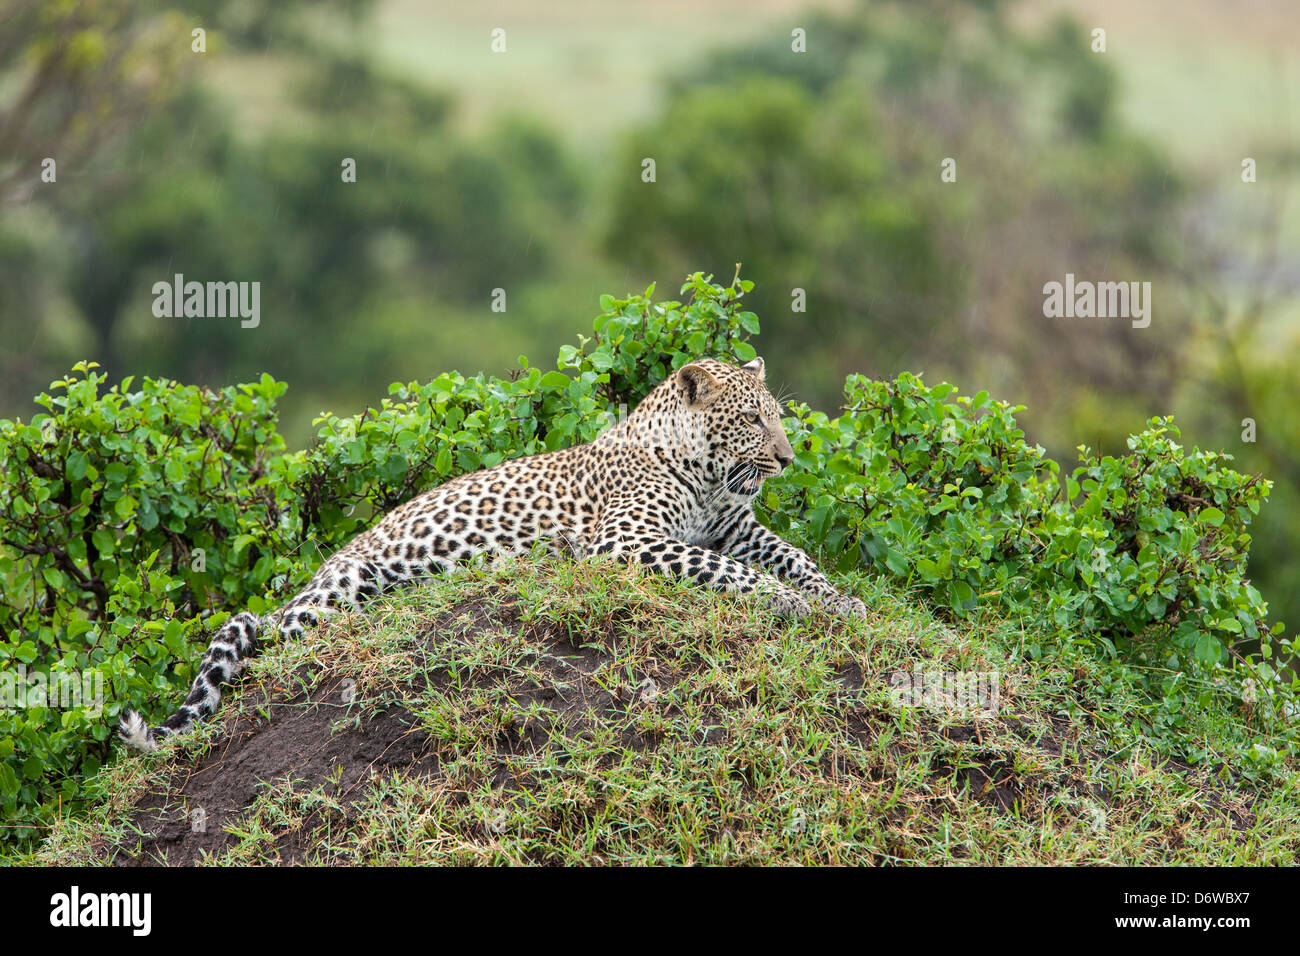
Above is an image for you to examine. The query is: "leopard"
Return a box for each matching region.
[119,355,866,752]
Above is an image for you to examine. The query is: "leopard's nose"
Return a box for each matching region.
[775,449,793,469]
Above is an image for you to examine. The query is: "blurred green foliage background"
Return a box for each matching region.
[1,0,1297,632]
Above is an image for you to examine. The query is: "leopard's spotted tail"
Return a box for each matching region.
[117,550,393,751]
[118,611,264,752]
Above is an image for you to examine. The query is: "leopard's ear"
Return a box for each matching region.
[740,356,765,382]
[678,362,724,408]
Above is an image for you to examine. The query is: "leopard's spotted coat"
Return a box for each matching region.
[119,356,865,751]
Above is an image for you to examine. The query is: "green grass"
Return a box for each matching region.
[27,556,1300,865]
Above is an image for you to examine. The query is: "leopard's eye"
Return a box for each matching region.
[744,410,761,425]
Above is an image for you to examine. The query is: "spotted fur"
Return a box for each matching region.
[118,356,865,752]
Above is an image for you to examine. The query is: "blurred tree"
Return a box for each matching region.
[0,0,190,202]
[606,74,957,393]
[0,0,584,441]
[605,0,1184,454]
[1175,193,1300,647]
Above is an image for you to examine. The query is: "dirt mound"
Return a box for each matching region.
[107,595,653,865]
[63,565,1273,866]
[113,668,439,866]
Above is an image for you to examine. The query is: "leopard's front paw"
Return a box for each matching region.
[817,591,867,620]
[552,528,591,560]
[767,586,813,620]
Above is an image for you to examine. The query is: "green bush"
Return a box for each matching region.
[0,271,1293,848]
[764,378,1283,674]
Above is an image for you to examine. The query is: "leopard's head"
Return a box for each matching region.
[674,356,794,496]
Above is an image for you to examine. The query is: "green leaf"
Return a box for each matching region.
[0,762,19,795]
[1199,507,1225,527]
[66,451,88,481]
[949,579,976,614]
[435,447,453,476]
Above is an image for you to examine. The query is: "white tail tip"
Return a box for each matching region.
[118,710,159,753]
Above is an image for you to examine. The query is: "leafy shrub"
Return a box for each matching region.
[764,378,1283,675]
[0,270,1293,848]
